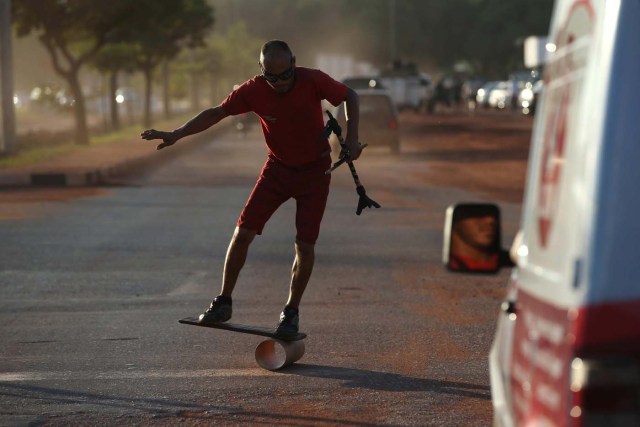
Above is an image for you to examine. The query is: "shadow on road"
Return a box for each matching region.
[0,381,204,412]
[0,381,384,426]
[285,364,491,400]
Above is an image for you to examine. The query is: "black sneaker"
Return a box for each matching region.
[275,306,299,338]
[198,296,232,325]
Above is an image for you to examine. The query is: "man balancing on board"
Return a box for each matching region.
[141,40,362,338]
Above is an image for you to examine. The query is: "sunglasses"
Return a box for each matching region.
[261,60,295,83]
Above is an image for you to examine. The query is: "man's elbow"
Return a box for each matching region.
[208,106,229,123]
[346,87,359,104]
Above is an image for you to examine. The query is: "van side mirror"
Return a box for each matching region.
[443,203,513,273]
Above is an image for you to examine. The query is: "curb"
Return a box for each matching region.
[0,123,230,188]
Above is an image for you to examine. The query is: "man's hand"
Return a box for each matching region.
[343,137,363,161]
[140,129,179,150]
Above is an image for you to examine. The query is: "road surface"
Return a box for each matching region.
[0,110,532,426]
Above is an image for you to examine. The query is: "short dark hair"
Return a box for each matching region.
[261,40,293,58]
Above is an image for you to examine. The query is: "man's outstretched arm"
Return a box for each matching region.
[141,105,229,150]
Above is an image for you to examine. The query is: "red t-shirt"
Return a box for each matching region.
[449,253,499,272]
[221,67,348,168]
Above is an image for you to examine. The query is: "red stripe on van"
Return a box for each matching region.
[573,299,640,356]
[510,290,572,425]
[510,289,640,425]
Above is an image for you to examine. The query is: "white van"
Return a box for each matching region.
[443,0,640,425]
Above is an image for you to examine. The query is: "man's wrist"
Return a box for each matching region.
[171,128,184,141]
[346,139,359,148]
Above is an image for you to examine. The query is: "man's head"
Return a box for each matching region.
[259,40,296,94]
[452,214,497,251]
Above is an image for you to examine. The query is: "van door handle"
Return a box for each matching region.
[501,300,517,315]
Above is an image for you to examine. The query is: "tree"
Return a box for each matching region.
[13,0,214,142]
[462,0,555,77]
[90,43,137,130]
[123,0,214,128]
[200,21,263,103]
[210,0,554,78]
[13,0,132,145]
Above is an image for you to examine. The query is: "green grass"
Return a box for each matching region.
[0,113,193,168]
[0,143,77,168]
[92,123,149,146]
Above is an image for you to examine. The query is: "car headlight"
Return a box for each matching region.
[520,88,534,101]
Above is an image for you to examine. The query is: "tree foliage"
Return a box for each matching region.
[13,0,133,144]
[13,0,215,141]
[90,43,138,129]
[111,0,214,127]
[212,0,555,78]
[205,22,262,82]
[170,21,261,110]
[13,0,553,144]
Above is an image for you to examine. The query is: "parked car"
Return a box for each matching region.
[114,87,142,107]
[461,78,486,110]
[380,72,433,112]
[517,79,543,115]
[12,91,29,109]
[29,84,73,110]
[508,69,541,109]
[476,81,499,108]
[487,81,513,109]
[331,89,400,154]
[341,76,386,90]
[428,75,462,113]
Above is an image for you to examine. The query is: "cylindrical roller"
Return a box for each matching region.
[254,339,305,370]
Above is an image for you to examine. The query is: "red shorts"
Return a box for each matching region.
[237,156,332,244]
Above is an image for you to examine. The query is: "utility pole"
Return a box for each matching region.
[389,0,397,63]
[0,0,16,154]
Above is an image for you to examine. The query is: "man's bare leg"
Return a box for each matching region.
[220,227,256,297]
[199,227,256,324]
[285,240,315,309]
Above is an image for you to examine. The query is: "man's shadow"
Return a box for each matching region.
[284,364,491,400]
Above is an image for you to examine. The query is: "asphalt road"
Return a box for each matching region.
[0,111,532,426]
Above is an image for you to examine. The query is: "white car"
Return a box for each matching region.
[487,81,513,109]
[476,81,500,108]
[517,80,543,115]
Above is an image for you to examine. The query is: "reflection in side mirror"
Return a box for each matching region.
[443,203,508,274]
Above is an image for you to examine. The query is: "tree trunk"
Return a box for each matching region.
[0,0,16,154]
[190,71,200,112]
[68,72,90,145]
[209,71,217,106]
[109,70,120,130]
[143,67,153,129]
[162,61,171,119]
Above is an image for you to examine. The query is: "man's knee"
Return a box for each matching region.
[232,227,257,247]
[295,239,315,258]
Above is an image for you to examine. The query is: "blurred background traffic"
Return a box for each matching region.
[1,0,554,154]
